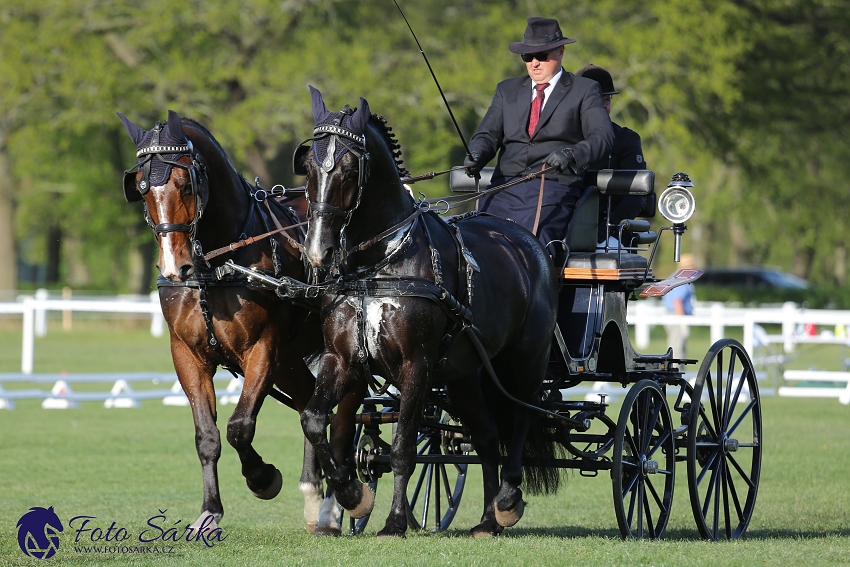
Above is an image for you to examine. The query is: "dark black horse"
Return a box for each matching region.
[118,111,343,533]
[295,87,561,537]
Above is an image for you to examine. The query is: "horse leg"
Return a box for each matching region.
[299,438,324,534]
[312,390,362,536]
[376,364,433,538]
[226,364,282,500]
[492,351,555,528]
[172,348,223,528]
[301,357,373,520]
[446,374,504,537]
[493,409,530,527]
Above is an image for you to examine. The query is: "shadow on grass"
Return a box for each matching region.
[418,525,850,541]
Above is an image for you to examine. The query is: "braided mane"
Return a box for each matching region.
[371,113,410,179]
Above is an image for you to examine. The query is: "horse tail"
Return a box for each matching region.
[517,408,565,496]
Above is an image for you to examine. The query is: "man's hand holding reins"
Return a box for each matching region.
[544,147,576,173]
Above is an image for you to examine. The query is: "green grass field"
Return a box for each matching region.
[0,397,848,566]
[0,319,849,565]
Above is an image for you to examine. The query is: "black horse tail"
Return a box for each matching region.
[516,408,565,496]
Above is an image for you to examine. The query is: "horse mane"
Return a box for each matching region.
[369,113,410,179]
[181,117,247,183]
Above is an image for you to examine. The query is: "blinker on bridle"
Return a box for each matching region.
[123,121,208,238]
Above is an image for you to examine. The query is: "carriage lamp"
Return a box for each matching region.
[659,173,696,262]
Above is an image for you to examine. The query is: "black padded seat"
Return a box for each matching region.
[566,252,648,270]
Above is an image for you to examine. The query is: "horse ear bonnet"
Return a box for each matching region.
[118,111,189,202]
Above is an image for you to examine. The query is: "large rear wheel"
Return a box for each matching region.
[612,379,676,539]
[405,409,468,532]
[687,338,762,540]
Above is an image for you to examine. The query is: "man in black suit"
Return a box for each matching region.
[464,17,613,261]
[576,64,648,249]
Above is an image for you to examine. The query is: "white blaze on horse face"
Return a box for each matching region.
[151,183,190,278]
[364,298,401,359]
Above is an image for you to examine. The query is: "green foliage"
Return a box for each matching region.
[1,0,848,292]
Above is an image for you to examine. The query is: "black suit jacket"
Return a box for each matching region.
[468,71,614,190]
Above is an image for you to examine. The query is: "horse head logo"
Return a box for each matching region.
[17,506,63,559]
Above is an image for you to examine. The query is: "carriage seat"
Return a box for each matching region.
[562,169,655,281]
[449,166,495,192]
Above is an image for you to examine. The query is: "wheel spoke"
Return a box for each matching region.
[726,452,756,489]
[646,429,671,460]
[723,348,737,429]
[642,482,656,539]
[697,448,720,485]
[440,462,455,511]
[705,369,721,432]
[626,476,638,526]
[701,454,720,517]
[637,477,645,538]
[722,456,732,539]
[696,405,719,440]
[642,398,662,454]
[421,463,433,527]
[725,366,750,422]
[712,457,723,539]
[622,467,640,499]
[725,464,745,524]
[645,475,668,513]
[726,399,757,438]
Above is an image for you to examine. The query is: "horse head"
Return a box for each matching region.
[118,110,209,281]
[295,86,374,269]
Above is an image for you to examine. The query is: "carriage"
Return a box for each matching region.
[120,97,760,541]
[324,166,763,540]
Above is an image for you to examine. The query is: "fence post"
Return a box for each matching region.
[150,291,164,337]
[710,302,725,345]
[782,302,797,353]
[743,314,755,360]
[22,297,35,375]
[634,300,650,349]
[35,288,49,337]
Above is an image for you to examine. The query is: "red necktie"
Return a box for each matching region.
[527,82,549,137]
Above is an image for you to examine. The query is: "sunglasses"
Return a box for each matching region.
[521,50,554,63]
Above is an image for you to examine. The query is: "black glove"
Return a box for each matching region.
[544,147,576,173]
[464,152,483,177]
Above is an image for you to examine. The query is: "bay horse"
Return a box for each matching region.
[118,110,347,533]
[295,86,562,537]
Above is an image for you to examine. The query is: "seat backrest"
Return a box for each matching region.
[585,169,655,196]
[449,166,495,192]
[565,185,600,252]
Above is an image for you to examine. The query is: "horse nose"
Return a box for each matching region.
[178,263,195,280]
[308,245,334,269]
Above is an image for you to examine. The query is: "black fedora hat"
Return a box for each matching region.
[576,64,619,95]
[509,17,576,55]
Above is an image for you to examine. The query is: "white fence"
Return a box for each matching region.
[1,291,849,406]
[0,289,165,374]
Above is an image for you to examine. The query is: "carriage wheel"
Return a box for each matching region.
[405,411,468,532]
[348,423,381,535]
[612,379,676,539]
[687,338,762,540]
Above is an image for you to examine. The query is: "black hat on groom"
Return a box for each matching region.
[509,17,576,54]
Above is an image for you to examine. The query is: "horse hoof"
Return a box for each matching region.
[313,525,342,537]
[495,499,525,528]
[376,530,406,539]
[190,511,219,531]
[306,522,316,535]
[250,467,282,500]
[470,520,503,538]
[344,482,375,519]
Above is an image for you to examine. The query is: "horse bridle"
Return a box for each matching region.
[123,122,209,239]
[295,109,371,259]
